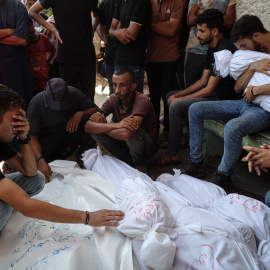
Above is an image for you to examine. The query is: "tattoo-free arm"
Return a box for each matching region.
[0,35,27,46]
[0,178,124,227]
[151,18,181,37]
[29,2,63,43]
[223,4,236,28]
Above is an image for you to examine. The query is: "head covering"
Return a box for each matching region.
[44,78,71,110]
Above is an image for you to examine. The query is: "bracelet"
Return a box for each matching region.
[17,134,31,144]
[251,86,256,96]
[36,156,44,164]
[84,211,89,225]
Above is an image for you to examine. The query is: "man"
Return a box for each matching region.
[0,0,33,105]
[98,0,118,95]
[185,0,236,87]
[85,66,158,167]
[0,85,124,230]
[183,15,270,189]
[146,0,183,139]
[243,144,270,207]
[151,9,237,166]
[28,78,98,182]
[109,0,152,93]
[29,0,99,101]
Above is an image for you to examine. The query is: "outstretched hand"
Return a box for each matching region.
[88,209,125,227]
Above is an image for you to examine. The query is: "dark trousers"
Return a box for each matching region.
[176,49,186,90]
[59,63,96,101]
[91,128,158,165]
[40,121,96,163]
[184,53,207,88]
[146,61,178,132]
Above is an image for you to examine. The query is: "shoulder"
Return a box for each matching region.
[28,92,44,111]
[218,38,237,53]
[134,92,152,106]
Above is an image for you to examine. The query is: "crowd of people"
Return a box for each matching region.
[0,0,269,232]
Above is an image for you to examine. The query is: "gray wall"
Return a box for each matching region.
[236,0,270,30]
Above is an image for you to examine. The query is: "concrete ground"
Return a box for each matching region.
[94,73,270,203]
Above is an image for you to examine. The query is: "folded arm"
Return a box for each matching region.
[151,18,181,37]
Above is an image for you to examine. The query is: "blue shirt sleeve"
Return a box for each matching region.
[189,0,198,6]
[13,3,29,42]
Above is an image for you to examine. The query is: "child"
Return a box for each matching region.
[25,18,55,94]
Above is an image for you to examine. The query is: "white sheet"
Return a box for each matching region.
[0,164,134,270]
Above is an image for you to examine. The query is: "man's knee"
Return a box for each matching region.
[29,171,45,197]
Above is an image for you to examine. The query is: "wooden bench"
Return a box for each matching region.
[203,120,270,157]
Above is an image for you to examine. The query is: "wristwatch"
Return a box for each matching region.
[17,134,31,144]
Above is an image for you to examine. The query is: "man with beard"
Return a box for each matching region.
[85,66,158,167]
[151,9,237,166]
[182,15,270,190]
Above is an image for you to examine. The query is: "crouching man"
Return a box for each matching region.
[0,85,124,231]
[85,66,158,167]
[28,78,98,182]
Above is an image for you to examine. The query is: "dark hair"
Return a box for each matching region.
[0,85,25,123]
[196,9,224,33]
[28,16,34,27]
[230,15,268,43]
[113,66,135,84]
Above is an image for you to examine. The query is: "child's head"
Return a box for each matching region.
[22,0,37,11]
[28,17,36,38]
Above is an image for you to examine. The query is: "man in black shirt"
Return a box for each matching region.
[28,78,98,182]
[29,0,99,101]
[109,0,152,93]
[98,0,118,95]
[0,84,124,231]
[151,9,237,166]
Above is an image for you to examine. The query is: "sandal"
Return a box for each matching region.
[2,162,17,175]
[150,151,180,166]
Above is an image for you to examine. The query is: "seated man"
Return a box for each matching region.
[151,9,237,165]
[243,144,270,207]
[28,78,98,182]
[182,15,270,189]
[85,66,158,167]
[0,85,124,230]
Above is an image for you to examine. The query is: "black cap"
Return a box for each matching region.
[44,78,71,110]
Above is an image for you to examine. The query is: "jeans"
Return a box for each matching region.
[91,128,158,165]
[166,91,217,155]
[146,61,178,132]
[265,191,270,207]
[189,99,270,176]
[59,63,96,101]
[184,53,207,88]
[114,64,144,93]
[0,171,45,230]
[105,63,115,95]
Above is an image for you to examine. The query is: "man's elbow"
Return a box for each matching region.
[21,39,28,46]
[122,131,133,142]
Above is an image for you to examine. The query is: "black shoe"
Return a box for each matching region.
[181,159,206,178]
[209,172,233,189]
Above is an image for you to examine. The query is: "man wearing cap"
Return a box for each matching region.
[28,78,98,182]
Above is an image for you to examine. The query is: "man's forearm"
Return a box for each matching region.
[151,20,181,37]
[0,35,27,46]
[85,120,119,134]
[0,29,15,39]
[81,106,99,119]
[106,128,130,141]
[30,136,43,158]
[19,143,38,176]
[234,66,255,94]
[177,77,207,97]
[252,84,270,96]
